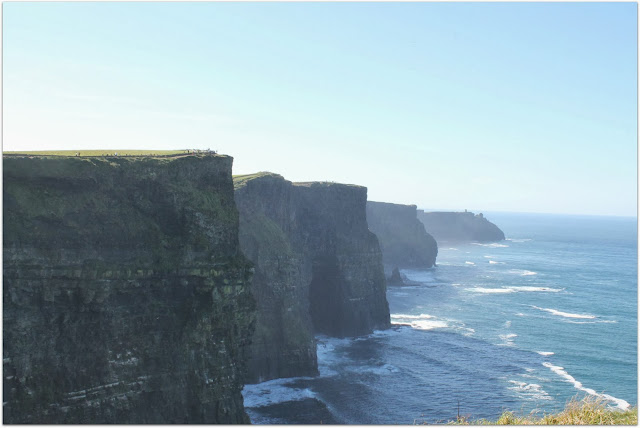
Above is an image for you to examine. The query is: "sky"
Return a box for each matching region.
[3,2,637,217]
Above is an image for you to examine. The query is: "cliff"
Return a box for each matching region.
[416,210,505,243]
[366,201,438,269]
[234,173,390,383]
[3,154,255,423]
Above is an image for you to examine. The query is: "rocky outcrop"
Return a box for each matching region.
[417,210,505,243]
[366,201,438,269]
[3,154,255,423]
[387,267,404,286]
[234,173,390,383]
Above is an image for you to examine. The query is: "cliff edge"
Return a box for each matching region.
[417,210,505,243]
[366,201,438,269]
[234,172,390,383]
[3,154,255,423]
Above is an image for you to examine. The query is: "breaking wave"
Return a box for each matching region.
[531,306,596,320]
[543,362,630,410]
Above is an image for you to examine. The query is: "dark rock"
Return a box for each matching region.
[366,201,438,269]
[234,173,390,383]
[416,210,505,243]
[388,267,404,286]
[3,155,255,423]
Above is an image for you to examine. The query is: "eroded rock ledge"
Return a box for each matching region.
[3,155,255,423]
[234,172,390,383]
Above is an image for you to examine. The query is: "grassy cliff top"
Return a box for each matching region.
[232,172,285,189]
[436,397,637,425]
[3,149,210,157]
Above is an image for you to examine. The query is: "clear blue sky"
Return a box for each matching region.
[3,2,637,216]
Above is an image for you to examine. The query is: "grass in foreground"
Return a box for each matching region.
[419,397,637,425]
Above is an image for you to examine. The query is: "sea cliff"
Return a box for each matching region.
[3,154,255,423]
[234,173,390,383]
[366,201,438,270]
[417,210,505,243]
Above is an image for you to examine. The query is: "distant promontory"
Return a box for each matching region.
[416,210,505,243]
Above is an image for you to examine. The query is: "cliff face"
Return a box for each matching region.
[417,211,505,243]
[3,155,255,423]
[366,201,438,269]
[234,173,390,383]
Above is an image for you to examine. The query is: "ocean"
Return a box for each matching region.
[242,212,638,424]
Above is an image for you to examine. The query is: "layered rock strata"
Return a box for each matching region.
[366,201,438,269]
[417,210,505,242]
[234,173,390,383]
[3,154,255,423]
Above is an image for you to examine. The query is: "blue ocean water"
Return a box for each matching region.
[242,213,638,424]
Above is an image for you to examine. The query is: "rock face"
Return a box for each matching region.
[234,173,390,383]
[366,201,438,269]
[387,267,404,286]
[417,210,505,243]
[3,155,255,423]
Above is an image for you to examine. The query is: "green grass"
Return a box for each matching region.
[232,171,282,189]
[3,149,190,157]
[437,397,637,425]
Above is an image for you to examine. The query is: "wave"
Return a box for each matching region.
[542,362,630,410]
[508,269,538,276]
[505,238,532,243]
[484,255,494,258]
[465,261,475,265]
[466,286,562,294]
[392,319,449,330]
[531,306,596,319]
[508,380,552,401]
[536,351,555,356]
[511,286,562,293]
[242,378,317,408]
[471,242,509,248]
[499,333,517,346]
[391,313,433,320]
[466,287,515,294]
[489,260,505,264]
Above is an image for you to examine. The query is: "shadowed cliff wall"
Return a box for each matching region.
[3,155,255,423]
[234,173,390,383]
[366,201,438,269]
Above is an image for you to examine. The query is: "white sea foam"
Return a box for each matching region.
[507,380,552,401]
[532,306,596,319]
[465,261,475,265]
[242,378,317,408]
[484,255,494,258]
[489,260,505,264]
[471,242,509,248]
[466,287,515,294]
[499,333,517,346]
[508,269,538,276]
[506,238,532,243]
[391,313,434,320]
[536,351,555,356]
[466,286,561,294]
[407,320,449,330]
[511,286,562,293]
[543,362,630,410]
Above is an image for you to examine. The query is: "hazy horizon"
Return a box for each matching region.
[3,2,637,217]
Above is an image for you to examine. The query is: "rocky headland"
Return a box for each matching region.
[234,172,390,383]
[366,201,438,271]
[417,210,505,243]
[3,154,255,423]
